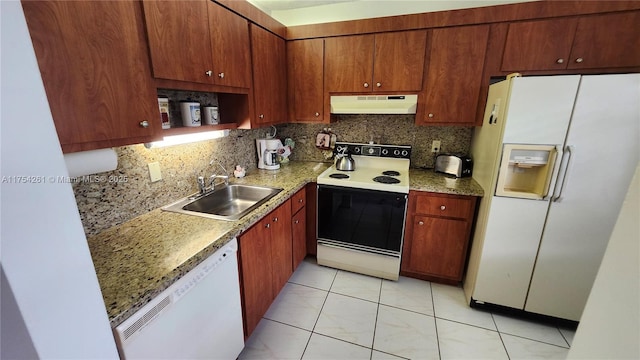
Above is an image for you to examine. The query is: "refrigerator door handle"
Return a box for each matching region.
[552,145,573,202]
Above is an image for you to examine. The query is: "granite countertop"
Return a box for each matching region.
[88,161,483,327]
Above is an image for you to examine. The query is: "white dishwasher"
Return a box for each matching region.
[113,238,244,359]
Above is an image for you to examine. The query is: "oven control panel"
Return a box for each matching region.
[335,142,411,159]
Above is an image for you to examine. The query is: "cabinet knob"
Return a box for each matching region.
[265,223,270,228]
[376,82,381,87]
[139,120,149,128]
[363,82,369,88]
[440,205,446,210]
[294,220,299,224]
[298,199,303,203]
[218,72,225,78]
[314,112,320,117]
[575,57,584,63]
[428,113,434,118]
[273,217,278,222]
[205,70,213,76]
[556,58,564,64]
[418,221,424,225]
[259,114,264,119]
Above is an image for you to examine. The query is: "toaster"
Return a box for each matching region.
[435,154,473,178]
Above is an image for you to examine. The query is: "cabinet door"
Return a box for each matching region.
[325,35,374,92]
[269,201,292,296]
[289,39,324,122]
[292,208,307,270]
[373,30,427,92]
[501,18,577,72]
[408,216,468,280]
[251,25,287,126]
[420,25,489,125]
[568,11,640,69]
[23,0,160,153]
[239,218,274,336]
[142,0,214,84]
[207,1,251,88]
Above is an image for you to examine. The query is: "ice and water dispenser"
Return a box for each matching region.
[495,144,557,200]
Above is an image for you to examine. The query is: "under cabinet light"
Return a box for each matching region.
[144,130,230,149]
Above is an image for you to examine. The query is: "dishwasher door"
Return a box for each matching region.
[114,238,243,359]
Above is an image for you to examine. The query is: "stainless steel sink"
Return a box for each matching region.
[162,184,283,221]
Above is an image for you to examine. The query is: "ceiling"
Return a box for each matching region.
[247,0,537,26]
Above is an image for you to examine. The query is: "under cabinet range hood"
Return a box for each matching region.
[330,94,418,114]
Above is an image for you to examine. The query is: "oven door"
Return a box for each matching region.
[317,184,408,256]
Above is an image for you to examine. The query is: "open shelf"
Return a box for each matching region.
[162,123,237,136]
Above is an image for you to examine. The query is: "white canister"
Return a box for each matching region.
[180,101,201,127]
[203,106,219,125]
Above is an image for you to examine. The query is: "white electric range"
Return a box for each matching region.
[316,142,411,280]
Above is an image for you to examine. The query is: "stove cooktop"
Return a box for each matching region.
[317,142,411,193]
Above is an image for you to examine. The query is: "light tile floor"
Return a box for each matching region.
[239,258,576,360]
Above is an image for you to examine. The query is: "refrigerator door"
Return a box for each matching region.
[503,75,580,145]
[525,74,640,321]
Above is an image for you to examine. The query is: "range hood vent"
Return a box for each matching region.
[330,94,418,114]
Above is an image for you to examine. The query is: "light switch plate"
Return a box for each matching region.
[148,162,162,182]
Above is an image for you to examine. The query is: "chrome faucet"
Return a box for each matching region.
[209,159,229,191]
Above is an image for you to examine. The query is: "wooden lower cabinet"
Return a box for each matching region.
[292,206,307,270]
[238,199,292,337]
[401,192,477,283]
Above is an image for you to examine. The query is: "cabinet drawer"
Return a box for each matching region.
[291,188,306,214]
[414,195,472,219]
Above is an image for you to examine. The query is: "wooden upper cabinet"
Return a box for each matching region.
[288,39,324,122]
[501,18,577,71]
[502,11,640,71]
[373,30,427,92]
[325,34,374,92]
[207,1,251,88]
[419,25,489,126]
[142,0,213,84]
[568,11,640,70]
[250,25,287,126]
[142,0,251,88]
[324,31,427,93]
[22,0,160,153]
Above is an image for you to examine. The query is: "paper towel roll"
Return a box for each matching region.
[64,148,118,177]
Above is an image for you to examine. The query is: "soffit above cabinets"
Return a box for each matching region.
[247,0,538,26]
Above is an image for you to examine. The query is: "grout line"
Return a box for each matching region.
[430,283,442,360]
[499,332,572,349]
[369,280,383,360]
[492,313,511,360]
[557,327,572,348]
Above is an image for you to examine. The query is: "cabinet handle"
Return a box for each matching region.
[259,114,264,119]
[428,113,434,118]
[294,220,299,224]
[314,112,320,117]
[376,82,381,87]
[265,223,270,228]
[139,120,149,128]
[575,57,584,63]
[363,82,369,88]
[218,72,225,78]
[273,217,278,222]
[205,70,213,76]
[556,58,564,64]
[418,221,424,225]
[440,205,446,210]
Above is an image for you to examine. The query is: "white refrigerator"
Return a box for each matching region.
[463,73,640,321]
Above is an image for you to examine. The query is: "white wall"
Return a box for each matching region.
[0,1,119,358]
[567,164,640,359]
[255,0,537,26]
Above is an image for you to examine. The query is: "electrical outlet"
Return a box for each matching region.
[148,162,162,182]
[431,140,441,153]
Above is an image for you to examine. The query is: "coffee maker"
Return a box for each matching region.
[256,138,281,170]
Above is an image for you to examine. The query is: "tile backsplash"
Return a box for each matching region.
[74,115,472,235]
